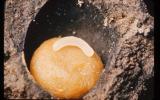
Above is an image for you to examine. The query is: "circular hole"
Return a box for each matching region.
[24,0,119,71]
[24,0,119,99]
[24,0,118,72]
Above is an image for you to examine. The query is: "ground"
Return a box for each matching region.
[4,0,154,99]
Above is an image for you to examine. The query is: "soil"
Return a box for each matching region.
[4,0,154,99]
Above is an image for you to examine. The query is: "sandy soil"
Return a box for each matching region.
[4,0,154,99]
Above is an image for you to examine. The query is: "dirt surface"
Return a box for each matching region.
[4,0,154,99]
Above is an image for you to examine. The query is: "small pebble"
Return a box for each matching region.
[72,31,76,35]
[77,0,84,7]
[144,28,150,36]
[109,18,114,23]
[137,22,142,28]
[101,50,105,54]
[92,39,95,43]
[15,13,18,18]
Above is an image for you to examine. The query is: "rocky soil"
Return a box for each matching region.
[4,0,154,99]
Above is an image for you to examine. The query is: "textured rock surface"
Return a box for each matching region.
[4,0,154,99]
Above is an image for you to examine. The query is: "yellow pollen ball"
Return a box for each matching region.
[30,36,103,99]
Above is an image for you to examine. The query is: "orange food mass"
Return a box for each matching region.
[30,37,103,99]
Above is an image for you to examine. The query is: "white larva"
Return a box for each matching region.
[53,36,94,57]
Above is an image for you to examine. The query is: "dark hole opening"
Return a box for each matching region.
[24,0,118,71]
[138,77,154,100]
[143,0,154,17]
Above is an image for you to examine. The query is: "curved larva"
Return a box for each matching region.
[52,36,94,57]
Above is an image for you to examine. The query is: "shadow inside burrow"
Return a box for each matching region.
[24,0,119,71]
[138,77,154,100]
[143,0,154,17]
